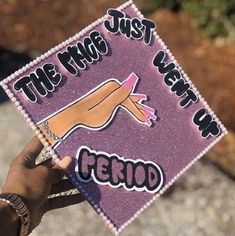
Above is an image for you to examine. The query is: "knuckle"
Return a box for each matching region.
[109,80,120,88]
[10,158,18,168]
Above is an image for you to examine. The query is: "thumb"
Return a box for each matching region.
[50,156,74,183]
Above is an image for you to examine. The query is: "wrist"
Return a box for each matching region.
[51,105,79,129]
[44,107,80,139]
[0,200,19,235]
[0,193,30,236]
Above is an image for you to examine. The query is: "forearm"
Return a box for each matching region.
[38,104,80,145]
[0,201,19,236]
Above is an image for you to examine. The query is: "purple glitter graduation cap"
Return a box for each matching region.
[0,1,227,234]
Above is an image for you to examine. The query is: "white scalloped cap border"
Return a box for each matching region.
[0,0,228,234]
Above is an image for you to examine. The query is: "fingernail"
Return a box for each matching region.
[57,156,73,171]
[147,113,157,120]
[122,73,139,92]
[137,94,147,101]
[145,119,152,127]
[144,106,155,114]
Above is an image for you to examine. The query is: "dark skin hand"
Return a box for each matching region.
[0,136,85,235]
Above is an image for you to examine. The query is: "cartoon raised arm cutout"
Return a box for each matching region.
[37,73,157,147]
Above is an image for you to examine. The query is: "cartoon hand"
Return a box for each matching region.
[77,73,156,129]
[38,73,157,145]
[122,92,157,127]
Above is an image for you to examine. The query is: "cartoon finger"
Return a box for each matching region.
[84,73,139,109]
[122,72,139,93]
[135,103,157,127]
[135,103,157,120]
[86,74,139,128]
[130,94,148,103]
[122,100,157,126]
[121,98,146,122]
[80,73,139,110]
[135,103,156,116]
[96,73,139,110]
[79,80,121,109]
[81,73,139,110]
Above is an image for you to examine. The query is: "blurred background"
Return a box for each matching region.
[0,0,234,235]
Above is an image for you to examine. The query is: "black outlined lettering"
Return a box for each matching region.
[153,50,198,108]
[104,9,125,33]
[57,31,108,76]
[43,63,62,86]
[67,45,88,70]
[104,9,156,45]
[30,68,54,96]
[193,109,220,138]
[171,79,190,97]
[131,19,143,39]
[90,31,108,55]
[57,51,77,75]
[153,50,175,74]
[14,76,37,102]
[76,148,96,181]
[164,70,181,87]
[141,19,156,45]
[14,63,62,103]
[120,18,132,38]
[75,146,164,194]
[179,89,198,108]
[153,50,220,138]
